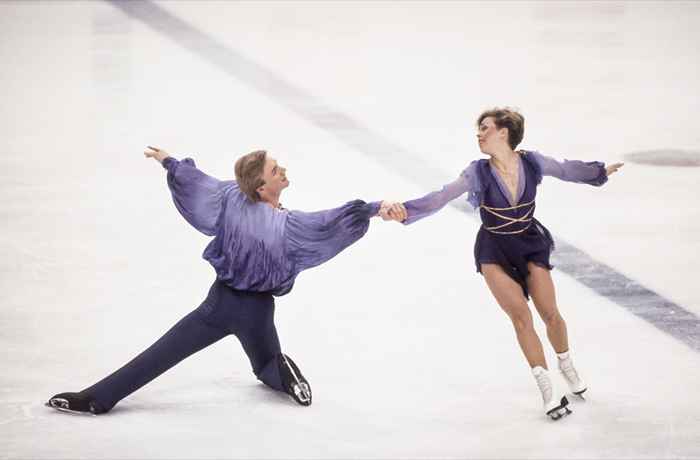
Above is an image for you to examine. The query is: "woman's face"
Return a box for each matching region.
[476,116,507,154]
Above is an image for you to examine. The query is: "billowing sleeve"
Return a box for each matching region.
[528,150,608,186]
[402,161,480,225]
[162,157,234,236]
[286,200,380,272]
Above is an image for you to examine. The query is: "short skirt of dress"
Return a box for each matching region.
[473,218,555,299]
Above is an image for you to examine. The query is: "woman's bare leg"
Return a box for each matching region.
[482,263,546,368]
[526,262,568,353]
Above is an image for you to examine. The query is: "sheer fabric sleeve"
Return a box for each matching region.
[162,157,234,236]
[528,150,608,186]
[402,161,480,225]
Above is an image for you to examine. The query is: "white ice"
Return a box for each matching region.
[1,1,700,459]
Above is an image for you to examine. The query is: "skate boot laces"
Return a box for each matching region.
[533,367,571,420]
[558,356,587,395]
[558,357,579,382]
[533,370,553,405]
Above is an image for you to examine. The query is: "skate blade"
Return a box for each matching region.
[548,406,572,420]
[282,355,312,406]
[45,400,97,417]
[292,383,312,406]
[546,396,571,421]
[573,388,587,400]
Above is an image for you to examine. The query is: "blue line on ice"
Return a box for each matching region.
[109,0,700,353]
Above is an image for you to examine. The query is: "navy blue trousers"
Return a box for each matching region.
[83,280,285,412]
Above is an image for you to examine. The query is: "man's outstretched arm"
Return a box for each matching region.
[144,146,233,236]
[144,145,170,163]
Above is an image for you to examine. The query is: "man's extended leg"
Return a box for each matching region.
[81,307,228,412]
[48,282,231,414]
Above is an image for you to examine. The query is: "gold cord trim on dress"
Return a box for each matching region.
[479,198,535,212]
[479,199,535,235]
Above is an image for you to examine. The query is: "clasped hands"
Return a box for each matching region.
[379,201,407,223]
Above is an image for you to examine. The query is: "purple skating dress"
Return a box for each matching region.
[403,150,608,298]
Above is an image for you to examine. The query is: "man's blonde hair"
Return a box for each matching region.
[234,150,267,202]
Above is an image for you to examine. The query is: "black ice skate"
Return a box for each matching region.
[278,354,312,406]
[45,392,106,416]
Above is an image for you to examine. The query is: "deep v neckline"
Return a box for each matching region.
[489,155,523,207]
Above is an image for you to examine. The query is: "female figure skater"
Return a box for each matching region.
[47,146,406,415]
[382,108,623,420]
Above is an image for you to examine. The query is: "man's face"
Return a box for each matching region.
[258,156,289,197]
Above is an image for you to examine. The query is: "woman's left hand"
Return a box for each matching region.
[379,201,407,222]
[606,162,624,176]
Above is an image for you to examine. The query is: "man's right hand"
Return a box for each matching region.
[144,145,170,163]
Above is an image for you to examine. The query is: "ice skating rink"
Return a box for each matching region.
[2,1,700,458]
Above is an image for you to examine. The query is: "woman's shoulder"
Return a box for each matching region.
[460,158,490,181]
[462,158,488,173]
[517,149,543,159]
[516,149,544,183]
[517,149,543,165]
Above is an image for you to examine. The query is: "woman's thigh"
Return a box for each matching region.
[526,262,561,321]
[481,263,531,320]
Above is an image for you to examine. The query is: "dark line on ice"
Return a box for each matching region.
[108,0,700,353]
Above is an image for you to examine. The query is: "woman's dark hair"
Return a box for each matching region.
[477,107,525,149]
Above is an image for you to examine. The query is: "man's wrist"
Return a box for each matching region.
[161,156,177,170]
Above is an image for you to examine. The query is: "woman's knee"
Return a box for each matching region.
[539,309,565,328]
[507,308,535,333]
[536,304,564,327]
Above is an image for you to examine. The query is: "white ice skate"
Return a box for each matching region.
[532,366,571,420]
[557,352,587,398]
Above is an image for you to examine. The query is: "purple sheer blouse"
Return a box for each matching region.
[162,157,381,296]
[403,150,608,224]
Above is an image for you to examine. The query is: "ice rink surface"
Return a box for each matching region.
[2,1,700,458]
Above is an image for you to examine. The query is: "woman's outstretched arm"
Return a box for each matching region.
[382,161,480,224]
[528,150,623,186]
